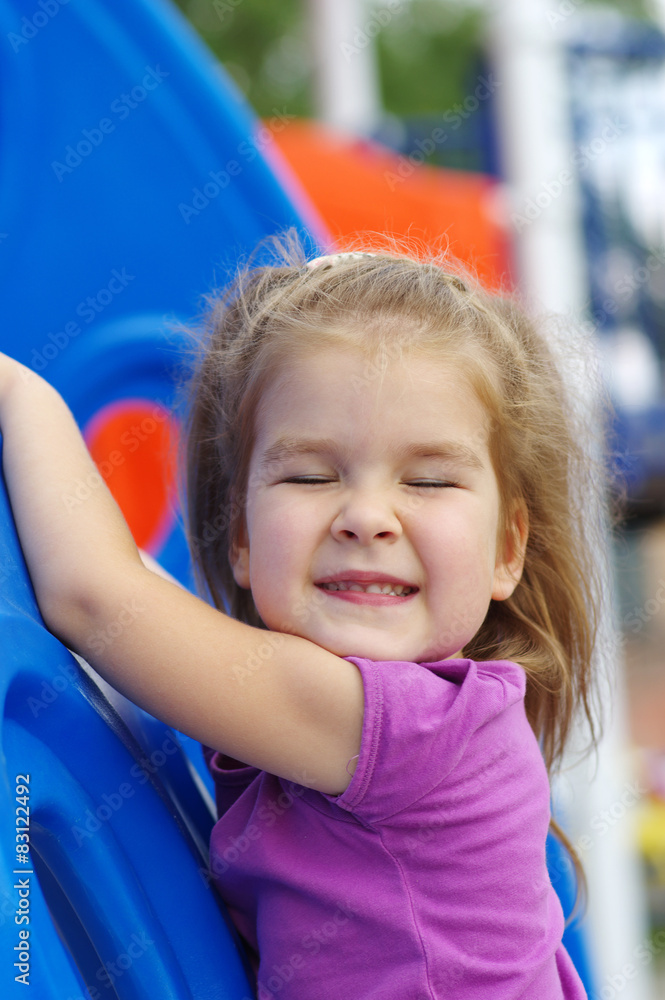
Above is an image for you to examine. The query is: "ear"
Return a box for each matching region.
[492,501,529,602]
[229,526,251,590]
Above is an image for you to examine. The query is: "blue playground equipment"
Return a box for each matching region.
[0,0,594,996]
[0,0,323,588]
[0,453,256,998]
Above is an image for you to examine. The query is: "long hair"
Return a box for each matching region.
[183,231,616,913]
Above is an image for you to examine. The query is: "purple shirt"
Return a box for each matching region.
[206,657,587,999]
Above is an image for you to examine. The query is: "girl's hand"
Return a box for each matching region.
[0,358,363,795]
[0,352,143,619]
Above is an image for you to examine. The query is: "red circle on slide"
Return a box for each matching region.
[84,400,179,552]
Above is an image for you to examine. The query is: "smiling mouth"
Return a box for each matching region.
[317,581,417,597]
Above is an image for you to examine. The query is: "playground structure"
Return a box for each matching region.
[0,0,594,996]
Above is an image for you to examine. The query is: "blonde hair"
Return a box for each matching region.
[184,232,615,910]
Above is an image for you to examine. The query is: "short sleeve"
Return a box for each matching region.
[325,657,526,824]
[202,745,261,819]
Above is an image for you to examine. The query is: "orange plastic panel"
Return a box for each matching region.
[270,119,513,290]
[84,400,179,552]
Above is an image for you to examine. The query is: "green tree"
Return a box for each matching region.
[376,2,485,116]
[174,0,655,122]
[175,0,312,116]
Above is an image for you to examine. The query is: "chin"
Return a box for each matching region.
[316,636,397,661]
[336,640,425,663]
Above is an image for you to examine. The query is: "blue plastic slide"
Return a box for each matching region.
[0,0,324,586]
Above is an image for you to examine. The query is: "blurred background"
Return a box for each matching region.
[4,0,665,995]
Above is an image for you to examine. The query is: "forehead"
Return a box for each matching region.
[252,345,493,461]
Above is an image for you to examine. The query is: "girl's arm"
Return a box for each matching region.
[0,356,363,793]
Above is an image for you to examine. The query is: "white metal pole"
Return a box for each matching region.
[306,0,382,135]
[487,1,652,997]
[487,0,588,315]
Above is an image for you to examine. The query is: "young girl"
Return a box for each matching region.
[0,237,606,999]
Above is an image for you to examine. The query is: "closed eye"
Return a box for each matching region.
[281,477,460,487]
[405,480,461,488]
[282,476,336,485]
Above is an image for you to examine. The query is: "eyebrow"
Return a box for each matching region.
[258,437,486,471]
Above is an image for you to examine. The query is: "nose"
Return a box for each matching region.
[330,490,403,545]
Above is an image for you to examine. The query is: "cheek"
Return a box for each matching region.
[419,512,497,586]
[246,497,310,580]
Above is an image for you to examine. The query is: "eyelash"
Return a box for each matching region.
[407,480,460,489]
[282,476,333,485]
[282,476,460,489]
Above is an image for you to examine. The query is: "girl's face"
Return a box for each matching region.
[231,346,526,663]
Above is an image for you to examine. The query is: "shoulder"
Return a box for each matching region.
[346,655,525,713]
[329,656,527,820]
[347,655,528,770]
[430,657,526,699]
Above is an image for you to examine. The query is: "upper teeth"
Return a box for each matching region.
[320,582,414,596]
